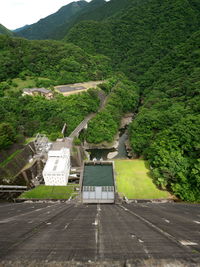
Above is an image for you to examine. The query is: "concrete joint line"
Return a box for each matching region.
[118,204,199,255]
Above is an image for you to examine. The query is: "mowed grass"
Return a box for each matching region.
[114,159,169,199]
[12,77,36,91]
[19,185,79,199]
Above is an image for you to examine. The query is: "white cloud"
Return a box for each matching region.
[0,0,89,30]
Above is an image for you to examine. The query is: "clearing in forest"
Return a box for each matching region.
[114,159,170,199]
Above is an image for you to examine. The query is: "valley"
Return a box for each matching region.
[0,0,200,265]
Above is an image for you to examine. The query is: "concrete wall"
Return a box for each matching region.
[82,186,115,203]
[0,143,35,183]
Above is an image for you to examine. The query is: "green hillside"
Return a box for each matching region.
[50,0,131,40]
[129,31,200,202]
[15,0,131,41]
[65,0,200,201]
[15,1,88,40]
[66,0,200,80]
[0,24,14,36]
[0,0,199,201]
[0,35,111,83]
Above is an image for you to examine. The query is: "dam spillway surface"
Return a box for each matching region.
[0,202,199,265]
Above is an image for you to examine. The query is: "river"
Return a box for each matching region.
[86,128,129,160]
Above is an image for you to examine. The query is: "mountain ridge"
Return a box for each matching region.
[15,1,88,40]
[0,24,14,36]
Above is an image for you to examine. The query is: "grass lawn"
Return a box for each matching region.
[114,159,169,199]
[19,185,79,199]
[11,77,36,91]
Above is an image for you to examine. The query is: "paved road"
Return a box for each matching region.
[0,202,199,265]
[68,114,96,138]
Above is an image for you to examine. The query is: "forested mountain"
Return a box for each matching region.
[1,0,200,201]
[66,0,200,81]
[65,0,200,201]
[49,0,131,40]
[15,0,132,40]
[0,24,14,36]
[129,30,200,201]
[15,0,88,40]
[0,35,111,84]
[13,25,29,33]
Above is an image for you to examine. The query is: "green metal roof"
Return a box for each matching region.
[83,164,114,186]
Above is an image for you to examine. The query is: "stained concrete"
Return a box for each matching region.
[0,202,199,265]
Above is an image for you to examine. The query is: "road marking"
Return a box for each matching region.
[64,224,69,230]
[119,204,196,253]
[194,221,200,224]
[0,203,61,222]
[180,240,198,246]
[93,219,98,226]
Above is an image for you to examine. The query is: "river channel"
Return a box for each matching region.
[86,128,129,160]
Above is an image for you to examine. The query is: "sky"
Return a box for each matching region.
[0,0,90,30]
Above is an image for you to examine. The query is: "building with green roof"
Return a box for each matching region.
[82,161,115,203]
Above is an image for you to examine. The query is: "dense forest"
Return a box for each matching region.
[86,76,139,143]
[0,0,200,201]
[66,0,200,80]
[15,0,131,40]
[0,24,14,36]
[65,0,200,201]
[129,31,200,201]
[0,89,100,150]
[0,35,111,85]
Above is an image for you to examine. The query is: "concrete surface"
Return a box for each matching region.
[0,202,199,266]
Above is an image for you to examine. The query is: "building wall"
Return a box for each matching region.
[43,148,70,186]
[82,186,115,203]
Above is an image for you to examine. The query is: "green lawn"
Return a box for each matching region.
[11,77,37,91]
[19,185,79,199]
[114,159,169,199]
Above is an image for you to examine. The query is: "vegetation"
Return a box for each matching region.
[0,24,14,36]
[66,0,200,81]
[15,0,131,41]
[19,185,79,199]
[115,160,169,199]
[0,35,112,84]
[65,0,200,201]
[15,1,88,40]
[1,0,200,201]
[129,31,200,202]
[0,89,100,149]
[86,77,139,143]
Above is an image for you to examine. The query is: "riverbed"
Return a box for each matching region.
[87,128,129,160]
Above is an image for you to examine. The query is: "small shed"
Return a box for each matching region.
[82,161,115,203]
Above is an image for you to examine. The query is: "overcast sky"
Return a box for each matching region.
[1,0,90,30]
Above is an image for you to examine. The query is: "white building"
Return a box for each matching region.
[43,147,70,186]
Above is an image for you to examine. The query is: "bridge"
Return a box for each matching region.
[68,113,96,139]
[68,90,107,139]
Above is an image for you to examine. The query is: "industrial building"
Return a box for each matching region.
[82,161,115,203]
[43,144,70,186]
[22,88,53,99]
